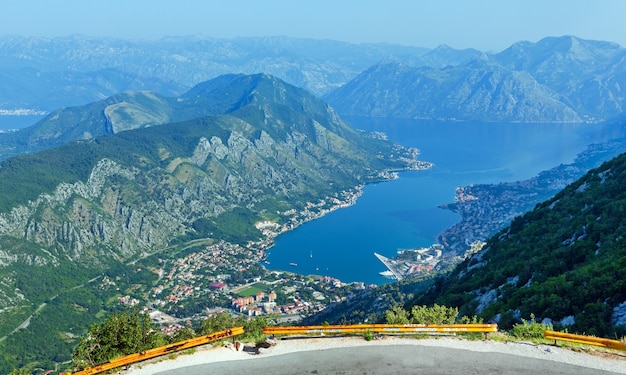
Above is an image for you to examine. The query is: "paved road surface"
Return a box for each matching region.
[156,345,619,375]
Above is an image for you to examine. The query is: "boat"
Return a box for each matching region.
[379,270,397,279]
[289,262,298,267]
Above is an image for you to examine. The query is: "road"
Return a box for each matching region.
[0,275,101,342]
[155,345,621,375]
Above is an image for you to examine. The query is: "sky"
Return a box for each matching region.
[1,0,626,52]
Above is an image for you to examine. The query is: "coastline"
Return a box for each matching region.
[255,157,434,264]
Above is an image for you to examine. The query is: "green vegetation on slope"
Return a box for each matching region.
[0,115,232,212]
[415,153,626,337]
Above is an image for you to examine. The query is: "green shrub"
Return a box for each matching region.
[385,304,476,325]
[200,312,270,344]
[199,312,238,335]
[410,304,458,325]
[169,327,196,343]
[458,315,484,324]
[385,306,410,324]
[242,315,270,344]
[363,330,374,341]
[511,314,552,340]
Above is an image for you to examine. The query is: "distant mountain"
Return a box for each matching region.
[417,44,483,67]
[0,67,184,111]
[9,35,622,124]
[0,91,177,159]
[326,36,626,123]
[0,72,369,160]
[415,152,626,336]
[494,36,626,121]
[0,35,433,111]
[325,59,580,122]
[0,73,423,370]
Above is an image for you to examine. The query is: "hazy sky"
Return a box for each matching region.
[2,0,626,51]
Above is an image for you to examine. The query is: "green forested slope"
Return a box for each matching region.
[416,152,626,336]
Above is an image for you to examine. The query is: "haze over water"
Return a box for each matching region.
[0,115,45,131]
[267,117,626,285]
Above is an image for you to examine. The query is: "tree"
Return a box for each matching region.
[71,308,167,371]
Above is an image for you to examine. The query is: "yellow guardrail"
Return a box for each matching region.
[69,326,244,375]
[264,323,497,335]
[544,330,626,352]
[66,323,498,374]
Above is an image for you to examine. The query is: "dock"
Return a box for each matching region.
[374,252,404,281]
[375,245,443,280]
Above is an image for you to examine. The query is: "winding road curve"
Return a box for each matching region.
[134,337,626,375]
[155,345,621,375]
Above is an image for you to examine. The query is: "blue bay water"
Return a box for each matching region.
[267,118,626,285]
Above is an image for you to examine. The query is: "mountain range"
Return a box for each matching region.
[325,36,626,122]
[0,35,432,111]
[0,67,185,113]
[3,35,625,123]
[0,73,421,371]
[0,73,268,160]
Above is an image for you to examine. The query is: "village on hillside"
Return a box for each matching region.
[107,191,375,336]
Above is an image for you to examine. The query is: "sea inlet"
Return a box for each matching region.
[266,117,626,285]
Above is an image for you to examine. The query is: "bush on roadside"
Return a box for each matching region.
[385,304,460,325]
[71,308,168,371]
[385,304,484,325]
[200,312,270,344]
[385,306,410,324]
[511,314,551,340]
[410,304,459,325]
[363,330,374,341]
